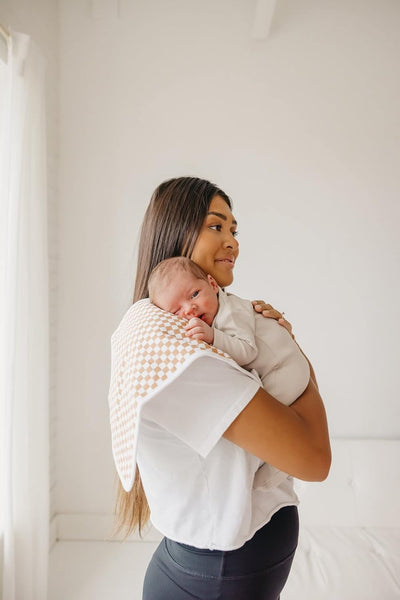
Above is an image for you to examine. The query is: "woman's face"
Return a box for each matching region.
[190,195,239,288]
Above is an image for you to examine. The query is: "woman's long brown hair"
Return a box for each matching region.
[113,176,231,539]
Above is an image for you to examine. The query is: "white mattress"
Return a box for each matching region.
[283,526,400,599]
[282,439,400,599]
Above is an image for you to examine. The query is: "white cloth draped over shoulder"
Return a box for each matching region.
[108,299,299,550]
[108,298,243,492]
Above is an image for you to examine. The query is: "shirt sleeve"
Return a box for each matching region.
[140,356,261,458]
[212,292,258,366]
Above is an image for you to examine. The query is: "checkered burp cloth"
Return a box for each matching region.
[108,298,237,492]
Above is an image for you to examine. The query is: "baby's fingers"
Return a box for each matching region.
[185,324,202,337]
[185,329,206,342]
[185,317,201,332]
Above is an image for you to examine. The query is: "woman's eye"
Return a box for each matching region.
[232,230,239,238]
[209,224,222,232]
[192,290,199,299]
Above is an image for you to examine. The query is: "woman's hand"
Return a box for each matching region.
[253,300,319,389]
[252,301,294,337]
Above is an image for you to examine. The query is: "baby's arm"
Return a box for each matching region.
[184,317,258,366]
[213,326,258,366]
[212,294,258,366]
[184,296,258,367]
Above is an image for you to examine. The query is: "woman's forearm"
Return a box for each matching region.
[223,380,331,481]
[288,379,330,476]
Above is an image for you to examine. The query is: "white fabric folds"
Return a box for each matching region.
[108,298,239,492]
[1,30,49,600]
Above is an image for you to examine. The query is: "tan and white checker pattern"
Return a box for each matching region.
[108,298,237,492]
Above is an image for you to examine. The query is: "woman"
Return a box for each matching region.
[112,176,331,599]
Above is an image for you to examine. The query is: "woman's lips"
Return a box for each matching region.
[215,257,235,268]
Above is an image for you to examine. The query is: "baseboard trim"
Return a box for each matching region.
[52,513,162,543]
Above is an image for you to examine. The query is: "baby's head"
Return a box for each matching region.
[149,257,219,325]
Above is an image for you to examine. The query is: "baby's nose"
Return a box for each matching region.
[184,303,197,319]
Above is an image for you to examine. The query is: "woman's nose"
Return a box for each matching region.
[223,233,238,250]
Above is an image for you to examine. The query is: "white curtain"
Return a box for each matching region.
[0,31,49,600]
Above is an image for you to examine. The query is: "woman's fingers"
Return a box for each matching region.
[252,301,272,310]
[252,300,282,320]
[278,317,293,336]
[252,300,294,337]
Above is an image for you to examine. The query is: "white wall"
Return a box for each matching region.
[55,0,400,525]
[0,0,59,527]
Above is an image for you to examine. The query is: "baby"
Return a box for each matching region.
[148,256,310,408]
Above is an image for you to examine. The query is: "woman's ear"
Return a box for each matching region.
[207,274,219,292]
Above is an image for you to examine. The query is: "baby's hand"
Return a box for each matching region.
[185,317,214,344]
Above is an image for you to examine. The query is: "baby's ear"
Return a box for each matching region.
[207,275,219,292]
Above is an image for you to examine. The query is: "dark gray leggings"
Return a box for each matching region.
[142,505,299,600]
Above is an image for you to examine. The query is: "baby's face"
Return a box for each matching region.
[154,272,219,326]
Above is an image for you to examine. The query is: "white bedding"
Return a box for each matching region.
[283,439,400,599]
